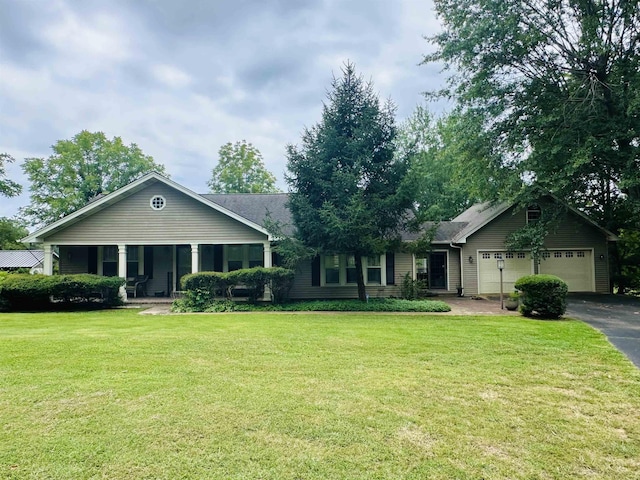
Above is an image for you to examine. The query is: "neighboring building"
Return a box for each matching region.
[22,173,617,299]
[0,250,49,274]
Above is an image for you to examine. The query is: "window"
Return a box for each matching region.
[542,252,550,259]
[577,251,585,258]
[226,244,264,271]
[517,252,526,259]
[527,205,541,223]
[494,253,502,259]
[102,246,118,277]
[554,251,562,258]
[150,195,166,210]
[248,245,263,268]
[321,254,385,286]
[482,253,491,259]
[367,256,382,284]
[325,255,340,284]
[346,255,357,284]
[127,245,139,277]
[565,251,573,258]
[227,245,244,271]
[505,252,514,259]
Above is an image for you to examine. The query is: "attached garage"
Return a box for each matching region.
[539,250,594,292]
[478,251,532,294]
[478,249,595,294]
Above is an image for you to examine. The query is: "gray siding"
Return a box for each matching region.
[461,205,610,294]
[288,252,414,300]
[47,183,267,245]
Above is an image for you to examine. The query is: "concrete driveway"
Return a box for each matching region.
[566,294,640,368]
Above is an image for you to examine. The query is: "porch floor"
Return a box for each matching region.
[126,296,175,305]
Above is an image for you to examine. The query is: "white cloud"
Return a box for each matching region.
[151,64,193,89]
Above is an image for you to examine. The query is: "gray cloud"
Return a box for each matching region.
[0,0,447,221]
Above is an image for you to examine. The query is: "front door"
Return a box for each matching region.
[429,252,447,289]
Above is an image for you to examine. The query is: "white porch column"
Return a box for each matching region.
[43,243,54,275]
[263,241,272,301]
[191,244,199,274]
[118,244,127,300]
[263,242,272,268]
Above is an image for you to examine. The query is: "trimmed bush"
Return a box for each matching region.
[227,267,271,303]
[0,274,125,311]
[180,271,231,311]
[179,267,296,310]
[514,274,568,319]
[267,267,295,304]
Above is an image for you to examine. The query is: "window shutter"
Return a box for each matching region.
[144,247,154,279]
[88,247,98,274]
[213,245,223,272]
[311,255,320,286]
[386,252,395,285]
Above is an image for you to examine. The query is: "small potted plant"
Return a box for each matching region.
[504,291,520,311]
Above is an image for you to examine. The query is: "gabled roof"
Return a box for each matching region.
[21,173,617,246]
[449,201,511,243]
[22,172,272,243]
[202,193,293,236]
[449,199,618,243]
[0,250,46,269]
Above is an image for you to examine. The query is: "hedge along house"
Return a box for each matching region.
[23,172,616,300]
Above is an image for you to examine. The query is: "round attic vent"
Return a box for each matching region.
[150,195,166,211]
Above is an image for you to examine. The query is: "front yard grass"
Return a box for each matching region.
[1,310,639,479]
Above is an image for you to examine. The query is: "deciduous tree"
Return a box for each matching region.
[22,131,166,226]
[0,218,28,250]
[426,0,640,292]
[208,141,279,193]
[0,153,22,198]
[286,63,414,301]
[425,0,640,228]
[397,105,479,222]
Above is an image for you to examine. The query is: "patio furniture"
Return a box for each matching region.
[126,275,149,298]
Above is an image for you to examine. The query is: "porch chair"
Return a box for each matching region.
[126,275,149,298]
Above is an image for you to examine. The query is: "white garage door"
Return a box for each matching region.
[478,252,533,294]
[539,250,594,292]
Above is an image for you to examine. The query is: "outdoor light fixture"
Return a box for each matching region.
[468,256,473,264]
[497,259,505,309]
[600,254,605,261]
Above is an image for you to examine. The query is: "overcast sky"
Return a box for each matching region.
[0,0,447,220]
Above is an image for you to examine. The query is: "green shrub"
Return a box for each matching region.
[0,274,124,311]
[514,274,568,319]
[171,297,452,313]
[400,273,431,300]
[227,267,271,303]
[267,267,295,304]
[179,267,296,310]
[180,271,231,311]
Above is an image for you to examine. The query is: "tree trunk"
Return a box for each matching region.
[354,253,367,301]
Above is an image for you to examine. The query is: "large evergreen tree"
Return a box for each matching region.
[22,131,166,226]
[286,63,413,301]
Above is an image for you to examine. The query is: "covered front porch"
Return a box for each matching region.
[51,242,273,299]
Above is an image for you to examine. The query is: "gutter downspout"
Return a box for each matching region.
[450,242,464,296]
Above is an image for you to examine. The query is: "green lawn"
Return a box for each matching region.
[1,310,639,479]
